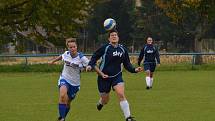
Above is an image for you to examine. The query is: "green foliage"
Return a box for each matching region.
[155,0,215,53]
[0,63,214,72]
[0,0,97,47]
[0,64,62,72]
[87,0,135,45]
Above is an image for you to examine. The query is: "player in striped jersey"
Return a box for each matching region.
[49,38,89,121]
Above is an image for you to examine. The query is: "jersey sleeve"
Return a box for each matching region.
[81,56,89,67]
[88,45,105,68]
[138,46,145,66]
[61,51,69,61]
[123,48,136,73]
[155,47,160,64]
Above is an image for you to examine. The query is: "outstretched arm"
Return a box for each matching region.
[123,49,137,73]
[123,48,143,73]
[49,55,62,64]
[138,47,144,66]
[155,47,160,64]
[88,46,105,69]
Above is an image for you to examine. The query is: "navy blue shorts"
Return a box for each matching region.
[58,79,80,100]
[97,73,123,93]
[144,63,156,72]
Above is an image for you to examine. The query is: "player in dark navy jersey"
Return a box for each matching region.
[86,29,142,121]
[138,37,160,90]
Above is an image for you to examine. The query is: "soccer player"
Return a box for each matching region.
[86,29,142,121]
[138,37,160,90]
[49,38,89,121]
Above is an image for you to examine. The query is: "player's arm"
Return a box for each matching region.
[155,47,160,65]
[86,45,105,71]
[138,47,145,66]
[94,66,109,78]
[49,55,62,64]
[81,56,90,67]
[123,49,142,73]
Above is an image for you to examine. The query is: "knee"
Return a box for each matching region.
[117,93,126,101]
[101,97,109,104]
[146,71,150,76]
[103,100,108,105]
[59,93,68,103]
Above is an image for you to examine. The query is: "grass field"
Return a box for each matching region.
[0,71,215,121]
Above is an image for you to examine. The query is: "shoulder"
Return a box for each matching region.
[118,44,128,53]
[141,44,147,51]
[96,43,110,51]
[62,51,70,56]
[101,43,110,48]
[78,52,85,59]
[153,45,158,50]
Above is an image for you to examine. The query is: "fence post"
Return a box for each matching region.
[192,55,196,70]
[24,56,28,69]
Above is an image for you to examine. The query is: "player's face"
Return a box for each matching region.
[147,37,153,44]
[109,32,119,44]
[68,42,77,55]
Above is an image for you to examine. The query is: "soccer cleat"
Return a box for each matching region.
[96,103,103,111]
[126,116,136,121]
[146,86,150,90]
[57,117,65,121]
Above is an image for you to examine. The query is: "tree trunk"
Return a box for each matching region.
[194,37,203,65]
[193,21,207,65]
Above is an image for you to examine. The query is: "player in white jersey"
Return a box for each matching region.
[49,38,89,121]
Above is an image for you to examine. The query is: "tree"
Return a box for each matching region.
[155,0,215,64]
[0,0,97,53]
[87,0,135,49]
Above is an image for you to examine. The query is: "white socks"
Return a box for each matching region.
[150,78,153,87]
[146,76,151,87]
[146,77,153,87]
[120,100,131,119]
[98,98,103,105]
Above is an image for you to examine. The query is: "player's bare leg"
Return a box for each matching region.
[58,85,69,121]
[150,72,154,88]
[97,93,109,111]
[145,70,151,89]
[114,83,136,121]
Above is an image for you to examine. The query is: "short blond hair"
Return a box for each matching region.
[66,38,77,47]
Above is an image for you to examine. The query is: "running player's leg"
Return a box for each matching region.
[58,80,69,121]
[114,83,136,121]
[96,77,111,110]
[65,100,71,118]
[64,85,79,118]
[144,63,151,89]
[149,63,156,88]
[97,93,109,110]
[113,75,136,121]
[150,72,153,88]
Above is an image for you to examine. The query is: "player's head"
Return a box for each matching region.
[66,37,77,55]
[108,29,119,44]
[146,37,153,44]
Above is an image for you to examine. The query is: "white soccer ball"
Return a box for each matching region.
[103,18,116,31]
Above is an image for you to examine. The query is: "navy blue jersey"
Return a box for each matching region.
[138,44,160,66]
[88,43,136,77]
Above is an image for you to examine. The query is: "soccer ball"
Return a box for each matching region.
[103,18,116,31]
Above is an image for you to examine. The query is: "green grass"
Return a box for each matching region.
[0,63,215,72]
[0,71,215,121]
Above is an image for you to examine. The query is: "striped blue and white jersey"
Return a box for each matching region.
[88,43,136,77]
[59,51,89,86]
[138,44,160,66]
